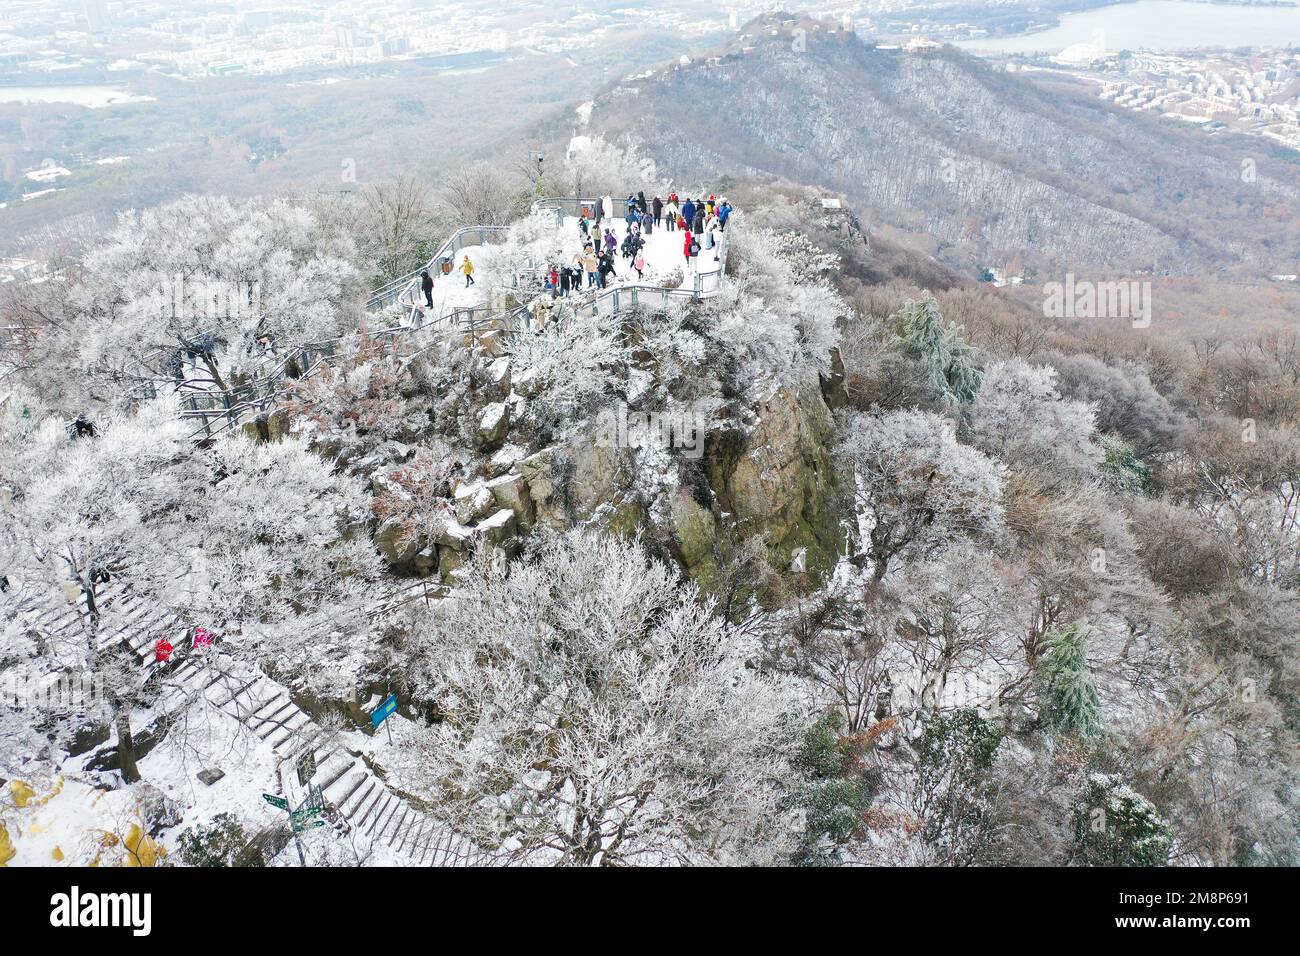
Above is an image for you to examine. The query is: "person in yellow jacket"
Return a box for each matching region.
[461,255,475,287]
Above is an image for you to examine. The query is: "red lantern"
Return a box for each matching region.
[154,639,173,663]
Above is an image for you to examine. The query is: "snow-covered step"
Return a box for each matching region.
[396,816,428,854]
[358,793,394,835]
[267,712,313,751]
[383,806,411,846]
[368,795,402,838]
[336,776,375,816]
[244,691,290,725]
[317,756,355,796]
[350,786,386,828]
[211,676,263,711]
[252,700,299,739]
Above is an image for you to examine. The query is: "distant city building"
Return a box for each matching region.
[83,0,109,33]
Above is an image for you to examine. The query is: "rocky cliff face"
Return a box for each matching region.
[706,383,841,578]
[334,345,843,597]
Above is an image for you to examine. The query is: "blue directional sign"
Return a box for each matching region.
[370,693,398,728]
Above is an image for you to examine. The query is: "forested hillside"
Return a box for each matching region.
[586,13,1300,278]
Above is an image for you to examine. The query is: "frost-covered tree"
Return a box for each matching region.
[164,433,382,696]
[1,393,382,781]
[472,211,582,305]
[1072,773,1172,866]
[68,195,362,395]
[715,225,844,390]
[967,359,1100,478]
[559,136,664,201]
[1038,621,1104,739]
[890,542,1024,720]
[509,306,629,424]
[896,297,982,405]
[406,531,801,865]
[771,230,841,283]
[1,395,191,781]
[1032,350,1186,458]
[839,409,1006,580]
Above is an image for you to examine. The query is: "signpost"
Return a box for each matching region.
[370,693,398,744]
[296,750,316,787]
[290,805,323,829]
[263,792,305,863]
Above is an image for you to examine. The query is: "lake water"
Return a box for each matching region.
[956,1,1300,54]
[0,85,152,108]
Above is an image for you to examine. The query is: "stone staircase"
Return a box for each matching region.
[11,574,491,865]
[161,654,493,866]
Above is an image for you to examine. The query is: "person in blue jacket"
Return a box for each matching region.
[718,199,733,230]
[681,198,696,227]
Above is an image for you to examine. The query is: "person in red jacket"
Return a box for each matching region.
[683,229,694,270]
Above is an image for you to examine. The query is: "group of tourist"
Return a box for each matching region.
[413,191,734,319]
[549,190,732,295]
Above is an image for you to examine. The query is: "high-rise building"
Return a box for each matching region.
[83,0,109,33]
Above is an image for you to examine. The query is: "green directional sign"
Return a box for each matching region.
[291,808,326,832]
[263,793,289,811]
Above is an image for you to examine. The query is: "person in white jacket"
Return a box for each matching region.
[602,195,614,220]
[664,199,680,232]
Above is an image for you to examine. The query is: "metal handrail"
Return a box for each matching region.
[368,225,512,321]
[133,197,731,438]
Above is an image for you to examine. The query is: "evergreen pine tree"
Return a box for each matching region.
[1097,433,1154,496]
[917,708,1004,864]
[1040,621,1104,739]
[787,712,875,866]
[1072,774,1173,866]
[897,296,982,405]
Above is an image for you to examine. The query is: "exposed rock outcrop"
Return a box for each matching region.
[705,382,839,578]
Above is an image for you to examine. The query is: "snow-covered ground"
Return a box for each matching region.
[2,651,475,867]
[403,244,490,324]
[564,210,726,288]
[402,208,728,328]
